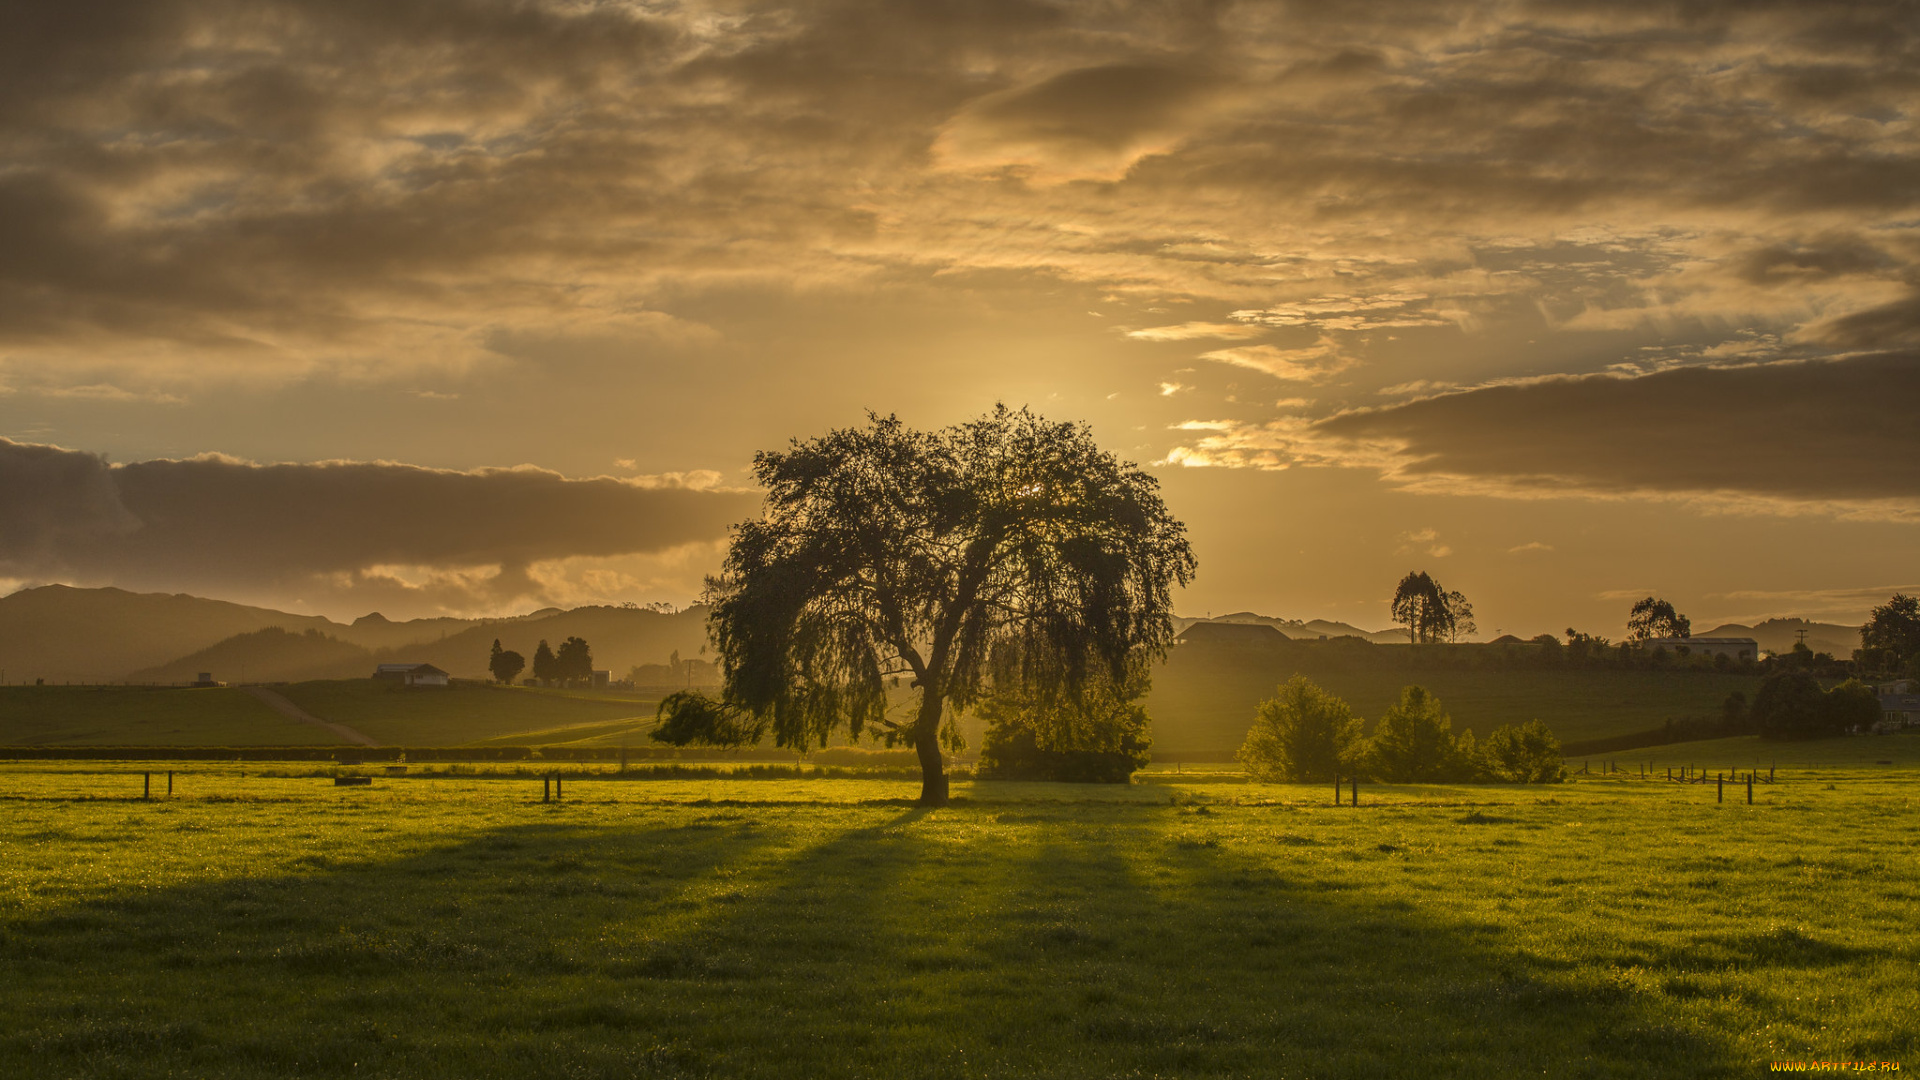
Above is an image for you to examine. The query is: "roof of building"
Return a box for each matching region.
[374,662,449,675]
[1641,636,1759,646]
[1176,622,1287,645]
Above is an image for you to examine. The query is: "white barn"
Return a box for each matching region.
[373,662,450,687]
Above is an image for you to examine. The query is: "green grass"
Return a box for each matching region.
[1,764,1914,1078]
[0,686,310,746]
[271,681,662,745]
[1147,651,1761,750]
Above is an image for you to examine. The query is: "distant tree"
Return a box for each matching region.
[488,639,525,685]
[1627,596,1691,641]
[1390,571,1476,645]
[532,639,557,684]
[1859,594,1920,674]
[1720,690,1749,730]
[555,636,594,684]
[1359,685,1479,782]
[1753,669,1827,739]
[1237,675,1362,782]
[1563,628,1610,666]
[1478,720,1566,783]
[1822,679,1883,734]
[650,407,1196,806]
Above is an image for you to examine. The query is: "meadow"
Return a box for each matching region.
[3,751,1916,1078]
[0,686,306,746]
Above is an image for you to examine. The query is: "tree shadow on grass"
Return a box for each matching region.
[2,800,1757,1079]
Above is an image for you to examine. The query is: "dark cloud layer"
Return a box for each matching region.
[1309,352,1920,507]
[0,439,757,602]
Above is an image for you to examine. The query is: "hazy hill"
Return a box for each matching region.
[1192,611,1404,644]
[377,605,711,680]
[1698,618,1860,658]
[0,585,345,683]
[126,628,374,684]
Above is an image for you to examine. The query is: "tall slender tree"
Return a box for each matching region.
[1390,571,1475,644]
[651,406,1196,805]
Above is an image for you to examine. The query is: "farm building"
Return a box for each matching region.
[1639,636,1758,661]
[372,662,451,687]
[1880,681,1920,730]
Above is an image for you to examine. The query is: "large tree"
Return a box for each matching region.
[1860,593,1920,673]
[1389,571,1475,645]
[651,406,1196,805]
[487,639,525,685]
[1627,596,1691,641]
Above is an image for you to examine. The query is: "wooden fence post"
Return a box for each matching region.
[555,774,562,801]
[167,771,173,798]
[1747,775,1753,805]
[543,776,550,803]
[143,772,150,801]
[1350,778,1358,807]
[1717,775,1723,803]
[1333,774,1341,806]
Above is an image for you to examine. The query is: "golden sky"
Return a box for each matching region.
[1,0,1916,634]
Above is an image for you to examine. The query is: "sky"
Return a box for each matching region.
[1,0,1916,635]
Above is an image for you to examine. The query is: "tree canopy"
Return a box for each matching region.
[1860,593,1920,673]
[1389,571,1475,645]
[652,406,1196,805]
[1626,596,1691,641]
[487,639,525,685]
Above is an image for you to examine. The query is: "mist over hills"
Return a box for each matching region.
[0,586,710,684]
[0,586,1866,688]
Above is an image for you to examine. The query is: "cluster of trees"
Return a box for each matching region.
[1390,572,1475,644]
[1238,676,1566,784]
[488,636,595,686]
[1746,670,1882,740]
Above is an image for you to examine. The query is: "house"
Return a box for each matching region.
[373,662,450,687]
[1880,681,1920,730]
[1639,636,1759,661]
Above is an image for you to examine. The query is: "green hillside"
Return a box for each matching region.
[1145,642,1763,751]
[0,686,321,746]
[272,680,663,745]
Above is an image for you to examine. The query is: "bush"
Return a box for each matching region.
[1478,720,1566,783]
[1237,676,1361,782]
[1754,670,1830,740]
[1358,685,1479,783]
[1822,679,1883,734]
[973,689,1151,784]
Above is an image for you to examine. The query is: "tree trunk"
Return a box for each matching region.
[914,693,949,806]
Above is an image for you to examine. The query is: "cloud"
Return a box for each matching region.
[1199,337,1356,382]
[1124,322,1265,342]
[1231,294,1454,332]
[0,439,757,613]
[1165,352,1920,517]
[1507,541,1555,554]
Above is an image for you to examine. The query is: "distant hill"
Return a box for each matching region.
[1698,618,1860,658]
[1187,611,1404,645]
[126,627,375,684]
[377,605,711,681]
[0,585,346,683]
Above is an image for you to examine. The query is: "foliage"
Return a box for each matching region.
[1822,679,1884,734]
[1626,596,1691,641]
[554,636,594,683]
[1237,676,1361,782]
[487,639,525,685]
[1859,593,1920,674]
[1389,572,1475,644]
[1358,685,1479,782]
[1477,719,1567,782]
[973,680,1152,783]
[531,639,557,683]
[1751,670,1876,740]
[652,406,1196,805]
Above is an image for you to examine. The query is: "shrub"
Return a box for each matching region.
[1478,720,1566,783]
[1359,685,1480,783]
[1822,679,1883,734]
[1753,670,1829,740]
[1237,676,1361,782]
[973,687,1152,784]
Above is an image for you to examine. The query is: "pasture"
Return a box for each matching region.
[3,753,1916,1078]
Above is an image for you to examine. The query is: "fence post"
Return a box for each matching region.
[543,776,550,803]
[143,772,150,801]
[1717,775,1723,803]
[1351,778,1358,807]
[1747,775,1753,805]
[167,771,173,798]
[556,774,562,801]
[1333,774,1341,806]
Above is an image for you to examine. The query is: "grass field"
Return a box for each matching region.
[3,753,1915,1078]
[0,686,309,746]
[270,682,662,745]
[1147,650,1763,751]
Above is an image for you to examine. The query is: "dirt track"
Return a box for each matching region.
[241,686,379,747]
